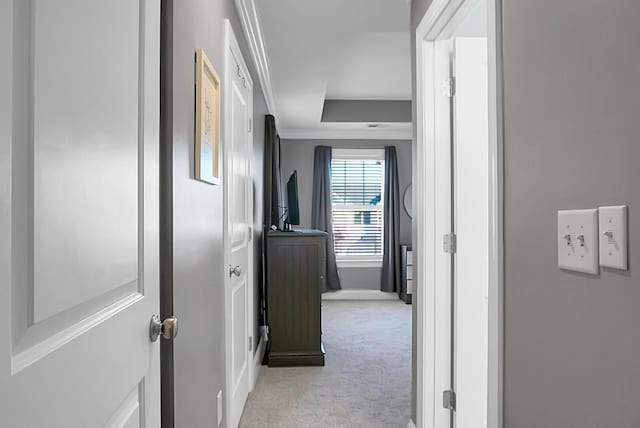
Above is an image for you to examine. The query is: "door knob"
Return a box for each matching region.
[149,315,179,342]
[229,265,242,277]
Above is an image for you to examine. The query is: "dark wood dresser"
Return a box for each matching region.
[266,230,326,367]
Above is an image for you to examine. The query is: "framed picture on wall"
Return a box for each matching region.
[195,48,221,185]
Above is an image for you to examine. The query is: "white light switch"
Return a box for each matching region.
[598,205,628,270]
[558,209,599,275]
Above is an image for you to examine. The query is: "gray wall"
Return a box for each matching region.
[280,139,413,290]
[337,267,386,291]
[411,0,640,425]
[168,1,267,426]
[321,100,412,123]
[502,1,640,426]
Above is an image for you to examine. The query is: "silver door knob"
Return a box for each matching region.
[229,265,242,277]
[150,315,179,342]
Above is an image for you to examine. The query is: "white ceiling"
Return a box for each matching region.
[254,0,412,138]
[326,31,410,100]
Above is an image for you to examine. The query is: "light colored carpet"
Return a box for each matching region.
[239,300,412,428]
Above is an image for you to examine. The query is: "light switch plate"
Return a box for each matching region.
[598,205,628,270]
[558,209,599,275]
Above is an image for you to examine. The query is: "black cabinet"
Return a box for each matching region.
[266,230,326,367]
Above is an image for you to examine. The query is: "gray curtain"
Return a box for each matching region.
[381,146,401,292]
[311,146,342,292]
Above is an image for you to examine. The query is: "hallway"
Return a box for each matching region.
[239,300,411,428]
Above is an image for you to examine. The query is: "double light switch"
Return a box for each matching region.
[558,205,628,274]
[558,209,599,275]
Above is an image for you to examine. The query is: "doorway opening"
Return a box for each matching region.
[241,139,414,427]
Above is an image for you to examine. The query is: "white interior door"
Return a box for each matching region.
[0,0,161,427]
[434,38,455,428]
[452,37,489,428]
[224,22,254,428]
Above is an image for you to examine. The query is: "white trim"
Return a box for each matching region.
[251,336,267,388]
[486,0,505,426]
[332,148,385,160]
[280,126,412,141]
[406,420,417,428]
[415,0,504,427]
[233,0,278,124]
[223,20,255,428]
[321,290,398,301]
[331,150,386,263]
[336,258,383,269]
[414,34,433,428]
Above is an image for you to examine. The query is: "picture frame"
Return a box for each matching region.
[195,48,221,185]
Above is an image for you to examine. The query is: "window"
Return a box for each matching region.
[331,149,385,264]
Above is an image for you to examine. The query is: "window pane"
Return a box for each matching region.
[333,209,383,255]
[331,159,384,206]
[330,157,384,257]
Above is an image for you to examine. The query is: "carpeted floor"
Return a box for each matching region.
[239,300,412,428]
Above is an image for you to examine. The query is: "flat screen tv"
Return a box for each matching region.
[284,170,300,231]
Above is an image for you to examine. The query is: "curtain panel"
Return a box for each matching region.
[381,146,401,292]
[311,146,342,292]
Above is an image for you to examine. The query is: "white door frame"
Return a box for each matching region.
[223,19,256,427]
[414,0,504,427]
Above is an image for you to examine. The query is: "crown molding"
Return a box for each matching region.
[234,0,278,125]
[279,125,413,141]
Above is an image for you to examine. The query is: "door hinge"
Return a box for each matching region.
[248,336,253,351]
[444,77,456,98]
[443,390,456,411]
[248,118,252,132]
[443,233,457,254]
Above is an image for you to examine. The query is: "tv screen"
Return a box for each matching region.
[286,170,300,227]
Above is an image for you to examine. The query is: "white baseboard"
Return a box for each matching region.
[322,290,399,301]
[405,420,416,428]
[251,336,267,389]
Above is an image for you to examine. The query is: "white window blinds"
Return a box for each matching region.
[331,150,385,259]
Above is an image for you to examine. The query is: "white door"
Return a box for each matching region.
[0,0,162,427]
[452,37,489,428]
[224,21,254,428]
[433,38,456,428]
